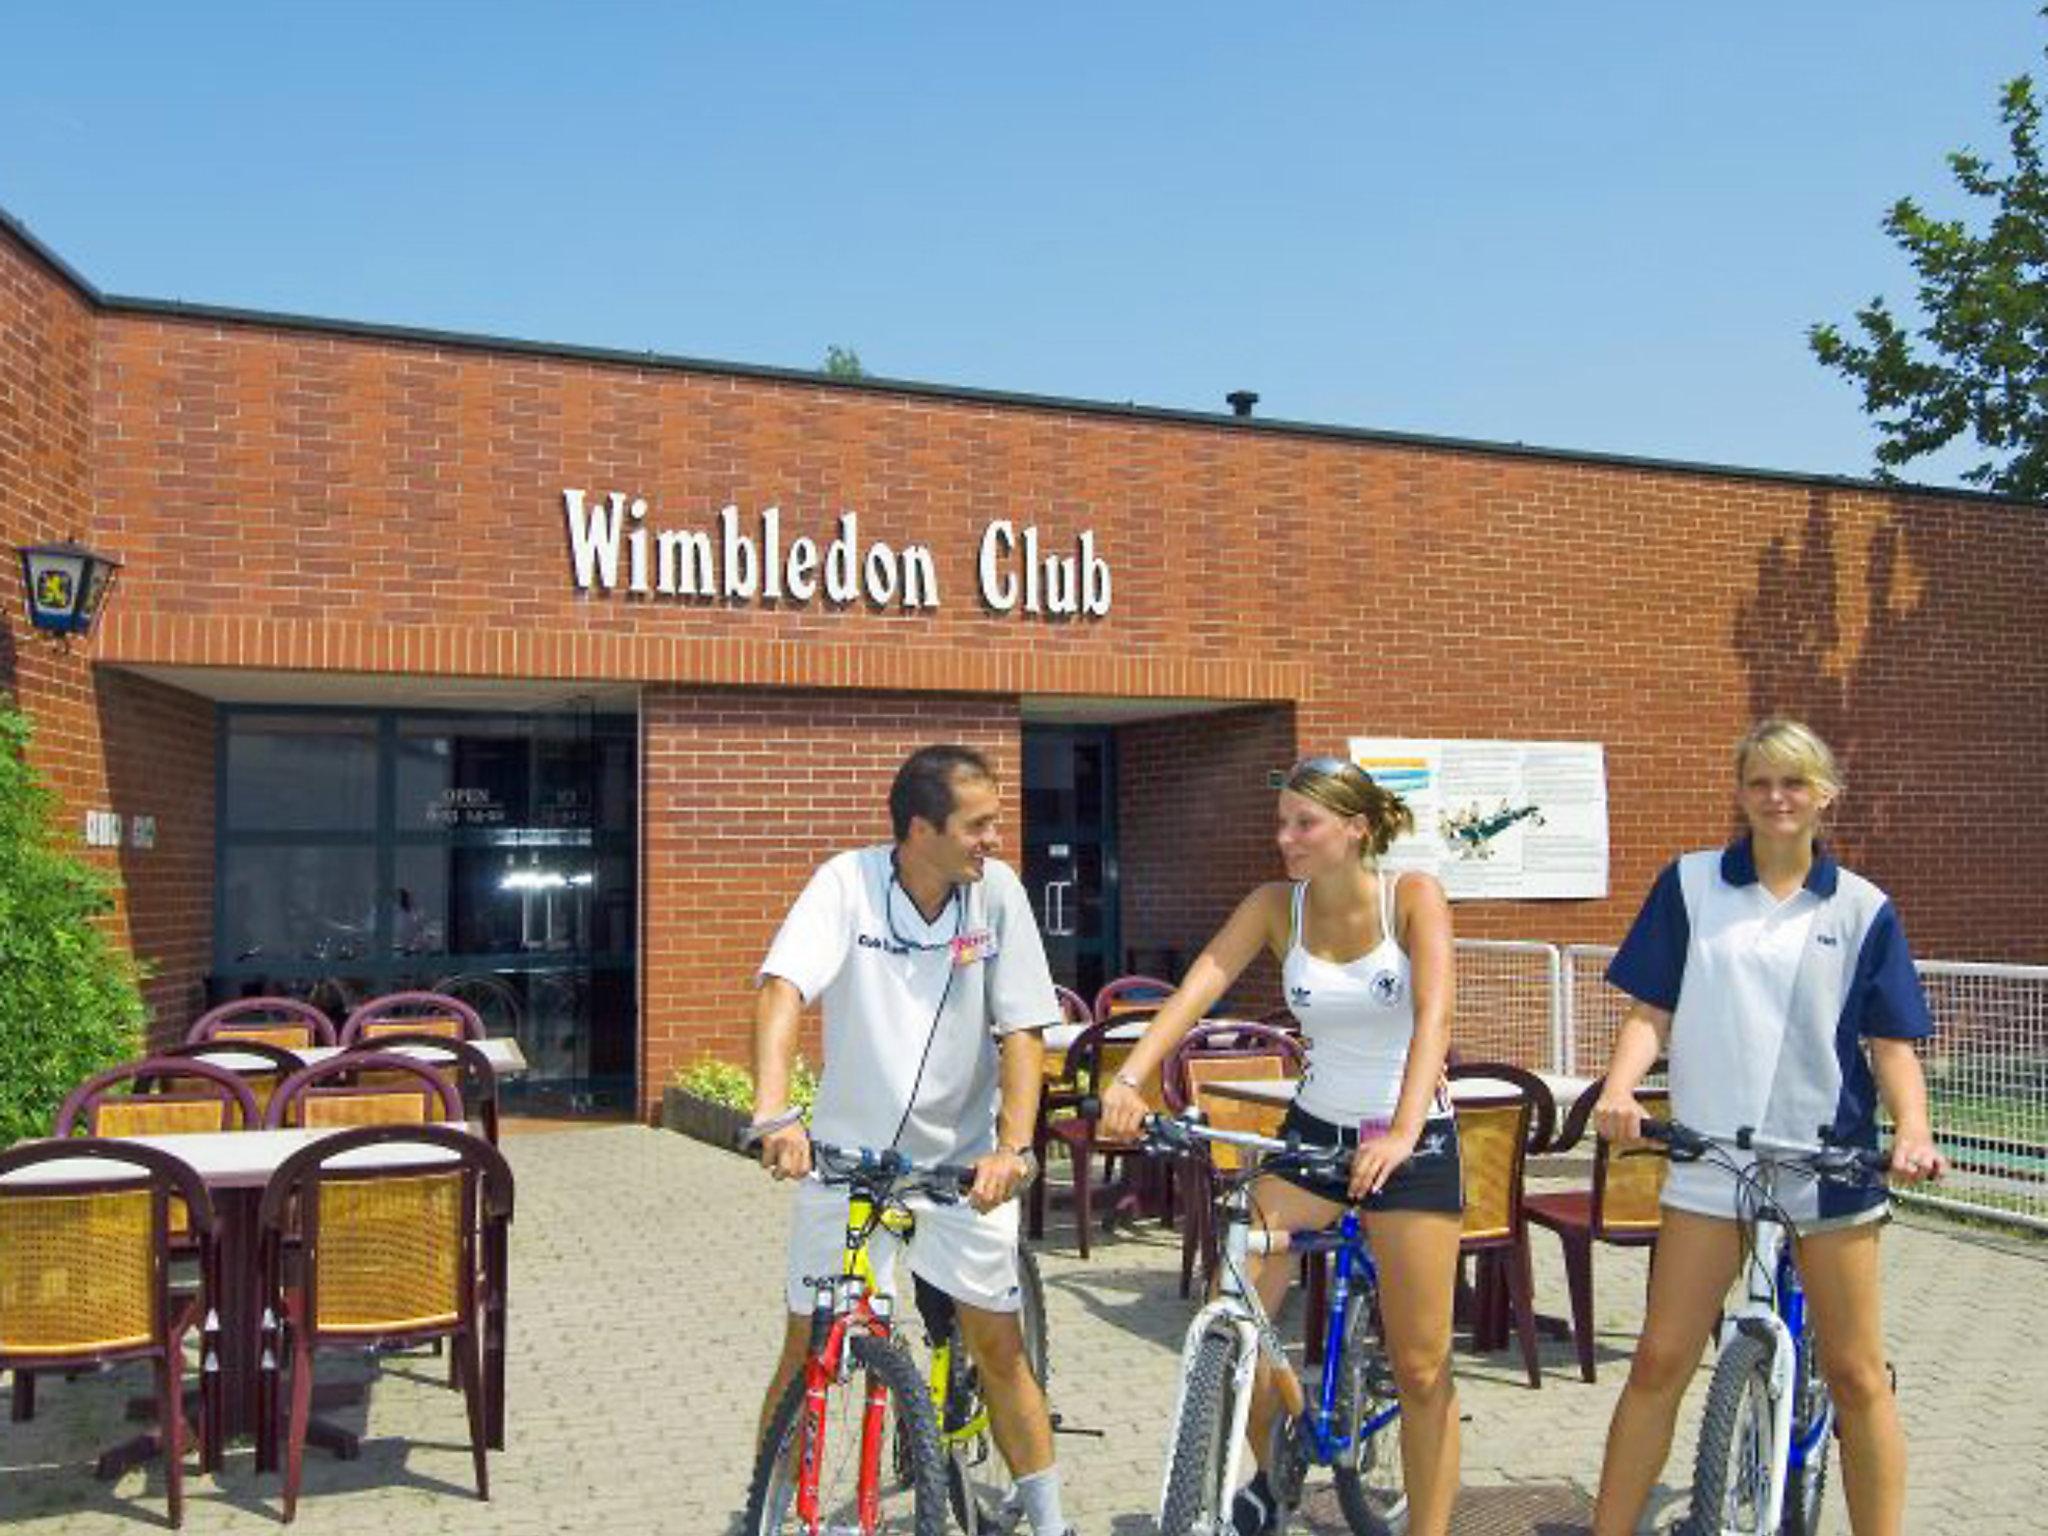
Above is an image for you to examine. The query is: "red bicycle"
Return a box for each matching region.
[743,1143,965,1536]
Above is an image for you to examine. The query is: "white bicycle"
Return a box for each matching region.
[1641,1119,1891,1536]
[1139,1111,1407,1536]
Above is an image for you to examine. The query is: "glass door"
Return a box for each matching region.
[1021,726,1118,1002]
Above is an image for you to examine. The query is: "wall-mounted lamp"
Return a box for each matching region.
[16,540,122,638]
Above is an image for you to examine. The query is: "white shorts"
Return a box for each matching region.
[1663,1153,1889,1236]
[784,1176,1024,1315]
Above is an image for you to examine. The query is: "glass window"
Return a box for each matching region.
[397,717,529,832]
[220,846,378,967]
[225,716,376,831]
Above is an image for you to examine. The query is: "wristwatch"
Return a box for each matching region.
[1000,1143,1040,1180]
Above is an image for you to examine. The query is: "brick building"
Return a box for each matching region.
[4,206,2044,1120]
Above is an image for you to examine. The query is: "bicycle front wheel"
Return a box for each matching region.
[746,1332,949,1536]
[1690,1329,1778,1536]
[1332,1291,1409,1536]
[1159,1326,1244,1536]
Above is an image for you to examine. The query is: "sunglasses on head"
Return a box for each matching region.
[1293,755,1357,778]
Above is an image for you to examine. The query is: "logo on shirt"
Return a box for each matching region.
[856,933,920,957]
[1815,933,1840,948]
[1368,968,1405,1006]
[951,929,999,968]
[1288,984,1313,1008]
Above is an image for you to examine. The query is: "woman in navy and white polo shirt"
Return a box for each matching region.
[1590,721,1947,1536]
[1101,757,1462,1536]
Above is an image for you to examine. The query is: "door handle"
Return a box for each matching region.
[1041,879,1075,938]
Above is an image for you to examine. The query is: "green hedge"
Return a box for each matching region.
[0,696,145,1141]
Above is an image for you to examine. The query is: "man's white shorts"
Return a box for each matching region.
[784,1176,1024,1315]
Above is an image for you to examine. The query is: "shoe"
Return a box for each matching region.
[1230,1474,1280,1536]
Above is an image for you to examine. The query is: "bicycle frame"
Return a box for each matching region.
[1159,1144,1389,1522]
[1711,1171,1805,1534]
[793,1188,904,1533]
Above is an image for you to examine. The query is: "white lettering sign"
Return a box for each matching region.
[564,490,1109,618]
[84,809,123,847]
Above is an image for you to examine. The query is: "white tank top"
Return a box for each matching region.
[1284,872,1447,1126]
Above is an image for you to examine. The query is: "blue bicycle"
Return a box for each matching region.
[1642,1119,1890,1536]
[1140,1111,1406,1536]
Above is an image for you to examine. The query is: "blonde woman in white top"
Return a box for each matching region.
[1101,755,1461,1536]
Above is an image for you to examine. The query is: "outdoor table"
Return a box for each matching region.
[1200,1071,1594,1121]
[194,1037,530,1076]
[3,1125,489,1466]
[1039,1018,1148,1083]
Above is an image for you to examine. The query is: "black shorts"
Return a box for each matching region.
[1262,1104,1464,1215]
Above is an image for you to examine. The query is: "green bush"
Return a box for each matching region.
[673,1054,817,1116]
[0,696,146,1141]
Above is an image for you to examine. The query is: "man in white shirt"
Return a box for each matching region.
[750,744,1074,1536]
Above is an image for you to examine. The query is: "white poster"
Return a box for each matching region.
[1344,738,1609,900]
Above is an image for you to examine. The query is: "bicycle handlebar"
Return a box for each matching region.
[1639,1118,1892,1179]
[1072,1098,1353,1173]
[808,1140,979,1199]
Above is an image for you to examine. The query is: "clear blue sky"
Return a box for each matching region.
[6,3,2042,485]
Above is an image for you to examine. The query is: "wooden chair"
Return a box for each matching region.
[342,1032,501,1144]
[1523,1082,1671,1381]
[264,1052,464,1130]
[1163,1021,1304,1296]
[255,1124,514,1520]
[188,996,337,1050]
[1091,974,1173,1023]
[341,990,486,1045]
[1030,1016,1166,1257]
[55,1056,261,1139]
[0,1139,222,1525]
[1448,1062,1556,1389]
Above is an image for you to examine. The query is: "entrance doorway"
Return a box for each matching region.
[1021,726,1119,1002]
[212,703,639,1115]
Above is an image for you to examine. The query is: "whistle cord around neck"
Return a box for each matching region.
[884,882,969,1156]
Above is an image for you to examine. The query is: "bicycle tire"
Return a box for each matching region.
[1331,1289,1409,1536]
[1778,1333,1831,1536]
[1689,1329,1777,1536]
[942,1243,1053,1533]
[746,1332,948,1536]
[1159,1327,1242,1536]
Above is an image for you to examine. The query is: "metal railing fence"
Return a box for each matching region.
[1449,939,1561,1071]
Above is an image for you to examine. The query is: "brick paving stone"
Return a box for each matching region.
[1,1126,2042,1533]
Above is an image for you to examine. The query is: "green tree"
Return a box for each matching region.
[1810,19,2048,499]
[0,695,145,1140]
[822,345,867,380]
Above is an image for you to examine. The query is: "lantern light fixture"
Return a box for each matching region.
[16,539,122,638]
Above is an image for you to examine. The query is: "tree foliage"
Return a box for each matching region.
[822,345,867,380]
[1810,22,2048,500]
[0,695,145,1141]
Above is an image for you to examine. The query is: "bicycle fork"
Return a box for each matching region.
[1712,1243,1800,1533]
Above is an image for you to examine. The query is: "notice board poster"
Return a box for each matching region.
[1344,738,1609,900]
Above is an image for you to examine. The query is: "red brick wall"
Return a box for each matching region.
[1117,706,1297,1013]
[96,669,216,1041]
[641,689,1020,1103]
[7,214,2048,1123]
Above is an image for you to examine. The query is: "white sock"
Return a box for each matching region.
[1013,1466,1066,1535]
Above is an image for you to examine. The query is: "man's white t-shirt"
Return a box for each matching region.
[758,846,1060,1165]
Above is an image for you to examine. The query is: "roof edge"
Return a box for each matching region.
[5,199,2035,511]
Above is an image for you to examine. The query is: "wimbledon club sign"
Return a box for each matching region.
[563,490,1111,618]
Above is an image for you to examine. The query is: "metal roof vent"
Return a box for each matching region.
[1226,390,1259,418]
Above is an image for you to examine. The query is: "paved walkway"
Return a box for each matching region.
[4,1124,2044,1532]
